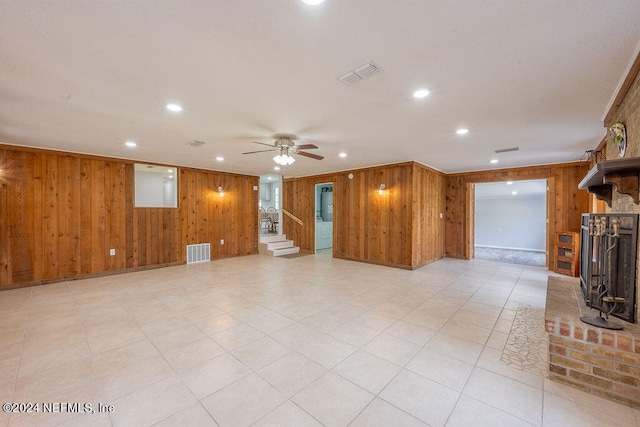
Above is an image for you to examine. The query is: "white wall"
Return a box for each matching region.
[135,171,164,207]
[475,196,546,251]
[260,181,282,208]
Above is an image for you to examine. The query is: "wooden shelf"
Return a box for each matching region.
[553,231,579,277]
[578,158,640,207]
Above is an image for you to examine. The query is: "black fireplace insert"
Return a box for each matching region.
[580,213,638,324]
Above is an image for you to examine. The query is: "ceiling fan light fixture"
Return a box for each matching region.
[274,154,295,166]
[302,0,325,5]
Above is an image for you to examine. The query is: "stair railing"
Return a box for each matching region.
[282,208,303,226]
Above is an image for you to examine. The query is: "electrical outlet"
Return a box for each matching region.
[109,249,116,256]
[253,185,258,191]
[220,239,224,245]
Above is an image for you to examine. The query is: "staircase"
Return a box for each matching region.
[259,234,300,257]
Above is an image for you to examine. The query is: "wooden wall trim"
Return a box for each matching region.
[412,161,446,176]
[333,254,413,270]
[604,50,640,126]
[283,161,417,183]
[446,161,586,179]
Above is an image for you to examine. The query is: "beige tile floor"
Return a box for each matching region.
[1,252,639,427]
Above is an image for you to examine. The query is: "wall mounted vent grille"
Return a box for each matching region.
[186,243,210,264]
[338,62,380,86]
[186,140,206,147]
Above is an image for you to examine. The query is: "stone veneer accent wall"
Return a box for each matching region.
[606,65,640,323]
[545,276,640,408]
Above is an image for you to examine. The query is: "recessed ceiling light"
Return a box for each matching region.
[511,191,518,195]
[506,181,513,185]
[168,175,174,179]
[166,103,183,112]
[274,166,281,171]
[302,0,325,5]
[490,159,499,164]
[456,128,469,135]
[267,177,272,180]
[413,89,430,98]
[215,156,224,161]
[125,141,137,147]
[167,169,173,173]
[339,152,347,158]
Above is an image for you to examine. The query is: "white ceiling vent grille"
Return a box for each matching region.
[494,147,520,153]
[186,140,205,147]
[338,62,380,86]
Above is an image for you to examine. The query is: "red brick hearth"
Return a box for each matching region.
[545,276,640,408]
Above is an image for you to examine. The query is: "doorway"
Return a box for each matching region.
[473,179,547,266]
[259,174,282,235]
[315,183,333,252]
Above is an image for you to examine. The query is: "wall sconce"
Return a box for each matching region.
[217,186,224,196]
[378,184,386,195]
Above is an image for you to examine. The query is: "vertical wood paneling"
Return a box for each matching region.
[0,150,8,285]
[282,162,444,269]
[0,144,259,290]
[149,208,159,265]
[103,161,112,270]
[80,159,92,274]
[90,160,106,273]
[186,169,197,245]
[110,162,126,270]
[137,209,147,266]
[42,155,59,279]
[32,154,44,280]
[125,163,135,269]
[58,156,81,277]
[7,151,35,283]
[411,163,446,268]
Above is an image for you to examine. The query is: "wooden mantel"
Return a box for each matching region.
[578,158,640,207]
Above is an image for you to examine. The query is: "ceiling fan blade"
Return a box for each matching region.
[294,144,318,150]
[252,141,276,147]
[241,149,276,154]
[297,151,324,160]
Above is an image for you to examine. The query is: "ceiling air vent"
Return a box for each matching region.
[186,140,205,147]
[338,62,380,86]
[494,147,520,153]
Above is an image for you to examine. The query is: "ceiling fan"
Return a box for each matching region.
[241,134,324,165]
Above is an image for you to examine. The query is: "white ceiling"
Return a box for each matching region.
[2,1,640,178]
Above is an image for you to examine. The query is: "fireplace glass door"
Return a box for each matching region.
[580,213,638,323]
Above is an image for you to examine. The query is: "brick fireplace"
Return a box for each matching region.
[545,276,640,408]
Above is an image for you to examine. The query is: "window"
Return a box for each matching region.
[134,163,178,208]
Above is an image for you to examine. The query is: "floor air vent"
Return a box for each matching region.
[186,243,210,264]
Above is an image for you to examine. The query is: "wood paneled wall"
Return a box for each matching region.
[412,163,447,268]
[0,145,258,290]
[282,162,446,269]
[445,162,590,267]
